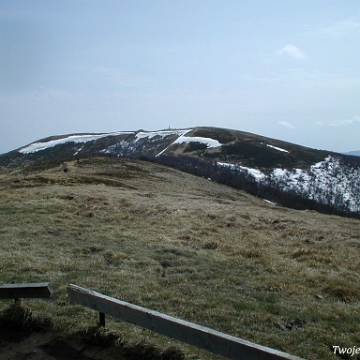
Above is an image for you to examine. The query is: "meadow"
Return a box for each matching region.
[0,157,359,359]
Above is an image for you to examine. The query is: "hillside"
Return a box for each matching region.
[0,157,359,359]
[1,126,360,217]
[0,127,331,170]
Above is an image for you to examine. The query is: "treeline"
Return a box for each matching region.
[140,154,360,219]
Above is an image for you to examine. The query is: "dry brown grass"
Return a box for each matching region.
[0,157,359,359]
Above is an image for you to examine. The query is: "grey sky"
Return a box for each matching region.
[1,1,360,154]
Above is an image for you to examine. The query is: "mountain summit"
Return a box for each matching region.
[1,126,359,216]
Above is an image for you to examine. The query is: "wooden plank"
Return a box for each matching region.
[67,284,304,360]
[0,282,52,299]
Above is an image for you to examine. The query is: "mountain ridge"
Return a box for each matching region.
[1,126,359,217]
[1,126,332,169]
[346,150,360,157]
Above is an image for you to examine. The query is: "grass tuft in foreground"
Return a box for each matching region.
[0,303,53,339]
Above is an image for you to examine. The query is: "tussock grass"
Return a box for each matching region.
[0,303,53,340]
[0,157,359,359]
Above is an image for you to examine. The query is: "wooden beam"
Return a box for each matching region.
[67,284,304,360]
[0,282,52,299]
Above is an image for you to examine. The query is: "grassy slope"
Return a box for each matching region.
[0,157,359,359]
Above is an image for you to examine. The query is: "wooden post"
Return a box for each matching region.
[67,284,304,360]
[99,312,106,327]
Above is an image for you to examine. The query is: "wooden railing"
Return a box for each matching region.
[67,284,304,360]
[0,282,52,303]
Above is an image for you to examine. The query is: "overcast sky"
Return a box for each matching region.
[1,1,360,154]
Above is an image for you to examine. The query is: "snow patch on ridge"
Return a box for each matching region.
[217,162,266,180]
[19,132,132,154]
[267,144,289,153]
[155,130,221,156]
[135,129,191,142]
[173,136,221,148]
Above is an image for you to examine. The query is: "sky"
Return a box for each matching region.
[1,1,360,154]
